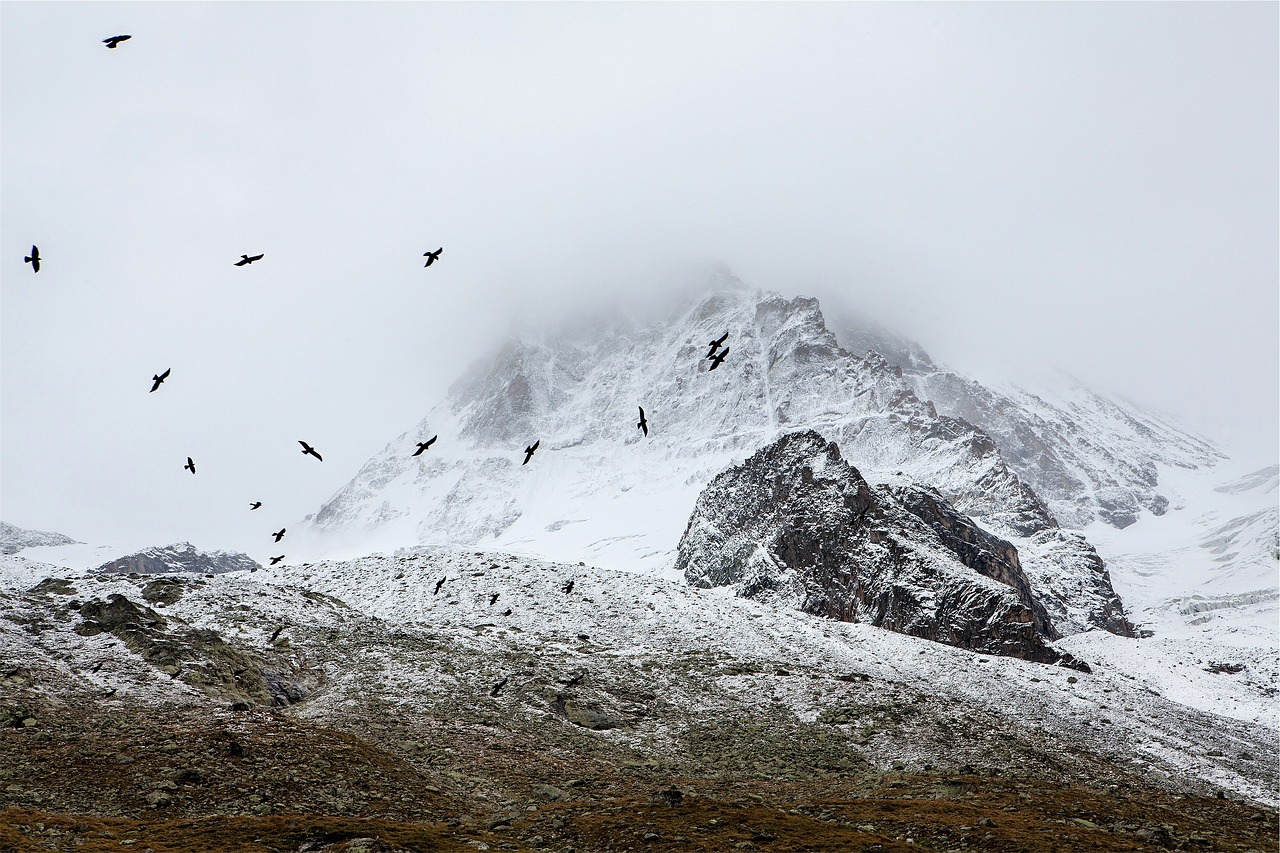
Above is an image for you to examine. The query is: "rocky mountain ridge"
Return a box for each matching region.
[0,521,79,555]
[676,430,1102,664]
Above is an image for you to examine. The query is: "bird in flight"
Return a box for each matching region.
[707,332,728,359]
[269,555,285,566]
[489,676,508,697]
[103,35,131,49]
[249,501,262,510]
[23,245,39,273]
[562,579,575,594]
[708,348,729,371]
[489,592,499,605]
[184,457,196,474]
[268,626,283,643]
[423,248,443,267]
[298,441,323,461]
[272,528,286,543]
[433,576,447,595]
[522,440,540,465]
[637,406,648,437]
[234,253,264,266]
[561,672,585,687]
[149,368,171,393]
[412,436,438,457]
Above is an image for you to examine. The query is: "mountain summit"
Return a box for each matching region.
[305,275,1212,635]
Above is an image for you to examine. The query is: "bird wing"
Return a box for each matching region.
[299,441,310,451]
[31,257,39,272]
[427,435,437,446]
[250,253,264,262]
[532,440,540,451]
[159,368,170,381]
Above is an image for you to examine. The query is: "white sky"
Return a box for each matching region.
[2,2,1276,559]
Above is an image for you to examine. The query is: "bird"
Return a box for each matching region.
[412,436,438,456]
[502,608,512,617]
[233,253,264,266]
[637,406,648,437]
[272,528,286,543]
[522,440,540,465]
[269,555,285,566]
[149,368,171,393]
[562,579,575,594]
[707,332,728,359]
[249,501,262,510]
[423,248,443,267]
[298,441,323,461]
[561,672,585,687]
[102,687,118,698]
[23,245,39,273]
[708,348,729,371]
[489,593,499,606]
[184,457,196,474]
[91,661,106,673]
[103,35,131,49]
[433,576,447,595]
[268,627,284,643]
[489,676,508,697]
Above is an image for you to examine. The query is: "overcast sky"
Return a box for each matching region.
[3,2,1276,559]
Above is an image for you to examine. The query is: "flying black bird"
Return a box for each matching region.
[184,456,196,474]
[522,440,540,465]
[433,576,447,595]
[561,672,585,687]
[272,528,286,543]
[637,406,648,437]
[268,627,283,643]
[412,435,438,456]
[562,579,575,594]
[298,441,323,461]
[502,608,512,616]
[707,332,728,359]
[91,661,105,673]
[23,245,39,273]
[708,347,729,371]
[249,501,262,510]
[102,687,118,698]
[269,555,285,566]
[233,253,264,266]
[489,592,499,605]
[103,35,131,48]
[423,248,443,267]
[149,368,171,393]
[489,676,508,697]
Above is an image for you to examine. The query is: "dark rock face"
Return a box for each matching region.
[677,431,1083,666]
[96,542,260,576]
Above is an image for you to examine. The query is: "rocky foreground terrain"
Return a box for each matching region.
[1,549,1276,852]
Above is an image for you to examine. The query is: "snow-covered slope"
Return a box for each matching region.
[0,520,79,554]
[3,547,1273,806]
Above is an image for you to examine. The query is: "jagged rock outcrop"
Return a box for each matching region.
[677,431,1087,666]
[96,542,260,576]
[0,521,79,555]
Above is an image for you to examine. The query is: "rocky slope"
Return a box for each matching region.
[0,548,1274,851]
[0,521,79,555]
[675,431,1083,665]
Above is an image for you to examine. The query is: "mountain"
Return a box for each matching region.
[0,521,79,555]
[303,274,1218,636]
[95,542,261,576]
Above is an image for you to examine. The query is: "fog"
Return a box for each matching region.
[3,2,1275,557]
